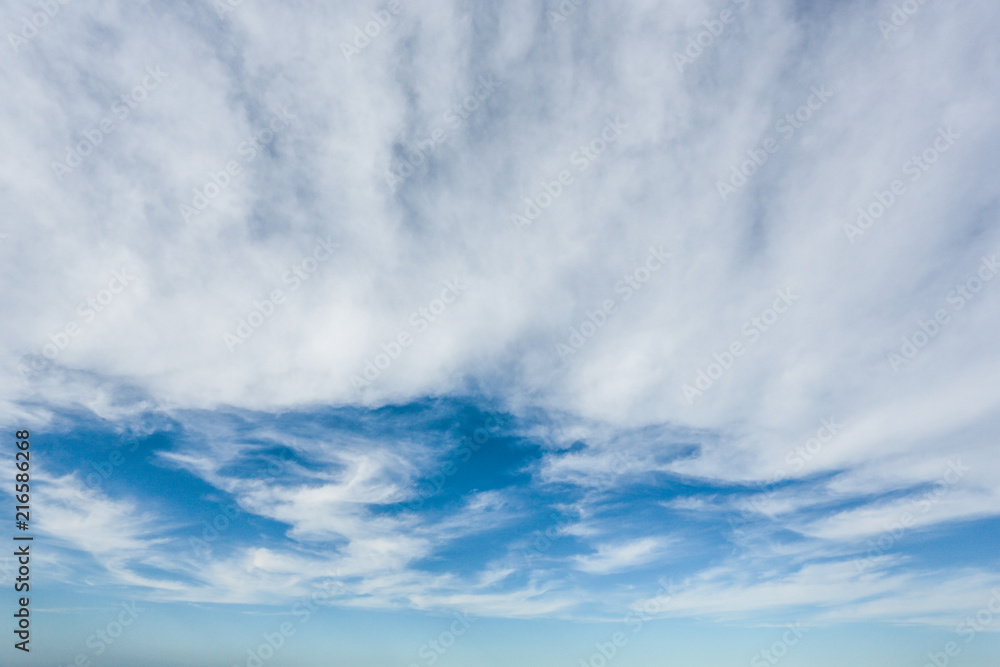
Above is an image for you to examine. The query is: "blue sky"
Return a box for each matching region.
[2,0,1000,665]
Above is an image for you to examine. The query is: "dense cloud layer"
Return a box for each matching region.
[2,0,999,627]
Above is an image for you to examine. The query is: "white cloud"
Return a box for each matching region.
[572,538,670,574]
[35,472,166,557]
[1,0,999,627]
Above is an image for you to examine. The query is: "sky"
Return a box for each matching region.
[1,0,1000,665]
